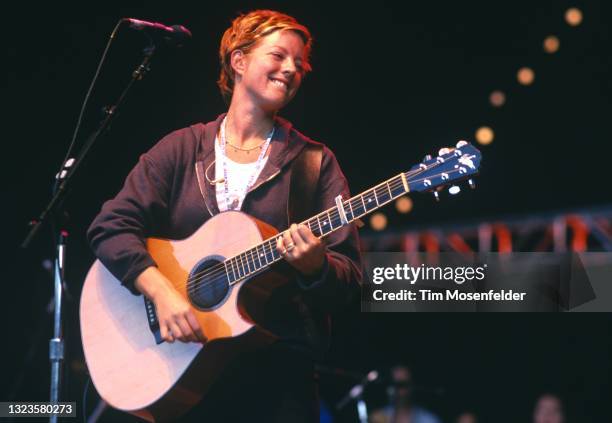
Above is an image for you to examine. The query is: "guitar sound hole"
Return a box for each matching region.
[187,258,230,310]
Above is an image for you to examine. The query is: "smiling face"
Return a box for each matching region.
[231,30,307,113]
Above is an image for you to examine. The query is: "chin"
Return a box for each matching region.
[260,95,292,113]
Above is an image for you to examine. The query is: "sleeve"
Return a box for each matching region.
[86,136,176,295]
[296,145,363,309]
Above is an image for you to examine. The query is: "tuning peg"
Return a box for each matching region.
[456,140,468,148]
[468,178,476,189]
[438,147,452,156]
[433,190,440,202]
[424,154,432,161]
[448,185,461,195]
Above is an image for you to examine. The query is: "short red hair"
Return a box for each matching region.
[217,10,313,103]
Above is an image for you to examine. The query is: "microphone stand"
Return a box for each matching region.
[21,43,157,423]
[335,370,378,423]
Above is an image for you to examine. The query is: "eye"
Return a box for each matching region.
[271,52,284,59]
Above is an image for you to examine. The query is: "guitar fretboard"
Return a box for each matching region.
[224,172,409,285]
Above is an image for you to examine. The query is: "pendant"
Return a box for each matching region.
[229,197,240,210]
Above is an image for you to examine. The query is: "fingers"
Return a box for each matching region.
[160,325,174,343]
[297,224,318,244]
[169,321,183,343]
[186,312,207,343]
[277,224,324,275]
[176,317,197,343]
[162,313,206,344]
[284,224,316,253]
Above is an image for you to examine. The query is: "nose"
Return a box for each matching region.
[281,57,298,77]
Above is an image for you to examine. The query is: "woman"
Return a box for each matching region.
[88,9,361,421]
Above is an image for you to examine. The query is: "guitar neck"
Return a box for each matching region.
[224,172,411,285]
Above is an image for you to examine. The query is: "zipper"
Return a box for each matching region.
[247,168,281,194]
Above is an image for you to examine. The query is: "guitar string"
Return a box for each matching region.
[183,163,436,289]
[185,163,475,300]
[184,158,477,299]
[185,175,414,299]
[184,168,422,292]
[183,150,479,297]
[185,162,476,300]
[183,164,431,293]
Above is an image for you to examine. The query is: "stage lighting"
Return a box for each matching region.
[543,35,560,53]
[489,90,506,107]
[517,67,535,85]
[395,196,413,214]
[475,126,494,145]
[370,212,388,231]
[565,8,583,26]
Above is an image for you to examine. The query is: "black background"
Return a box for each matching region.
[3,1,612,421]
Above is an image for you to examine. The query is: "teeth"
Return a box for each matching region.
[270,79,287,88]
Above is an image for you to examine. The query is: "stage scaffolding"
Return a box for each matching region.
[361,206,612,253]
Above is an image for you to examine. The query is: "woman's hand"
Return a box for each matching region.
[276,224,326,277]
[135,267,206,344]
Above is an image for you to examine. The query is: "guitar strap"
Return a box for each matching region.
[288,143,323,225]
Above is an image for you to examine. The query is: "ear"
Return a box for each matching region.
[230,49,247,78]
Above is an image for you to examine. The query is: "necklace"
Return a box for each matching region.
[219,117,274,210]
[226,139,267,153]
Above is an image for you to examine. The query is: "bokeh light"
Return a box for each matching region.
[475,126,494,145]
[517,67,535,85]
[565,8,583,26]
[489,90,506,107]
[395,196,413,214]
[370,212,388,231]
[543,35,560,53]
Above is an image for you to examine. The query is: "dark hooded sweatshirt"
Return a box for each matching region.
[87,114,362,354]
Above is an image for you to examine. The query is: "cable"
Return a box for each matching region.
[82,376,90,423]
[53,18,125,194]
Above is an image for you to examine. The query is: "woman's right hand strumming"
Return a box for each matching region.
[135,267,207,344]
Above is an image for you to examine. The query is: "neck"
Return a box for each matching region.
[225,94,276,147]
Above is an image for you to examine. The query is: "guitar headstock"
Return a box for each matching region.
[406,141,482,196]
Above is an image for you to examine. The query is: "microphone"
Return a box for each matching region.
[124,18,192,46]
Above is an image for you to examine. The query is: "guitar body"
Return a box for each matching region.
[80,211,281,422]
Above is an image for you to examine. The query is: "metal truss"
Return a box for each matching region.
[361,206,612,252]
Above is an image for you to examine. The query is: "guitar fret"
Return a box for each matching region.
[268,242,275,262]
[251,248,259,271]
[256,245,264,266]
[391,176,406,197]
[247,249,255,273]
[316,215,322,235]
[231,257,239,280]
[223,260,233,283]
[347,200,355,221]
[226,259,233,283]
[239,254,246,277]
[243,252,252,275]
[231,258,240,281]
[307,220,316,236]
[364,190,376,211]
[327,211,334,231]
[376,183,390,204]
[353,198,365,217]
[386,181,392,199]
[223,262,231,283]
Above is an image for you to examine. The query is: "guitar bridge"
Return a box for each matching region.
[144,297,163,344]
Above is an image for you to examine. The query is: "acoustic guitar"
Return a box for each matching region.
[80,141,481,421]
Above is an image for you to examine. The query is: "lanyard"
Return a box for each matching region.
[219,117,274,210]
